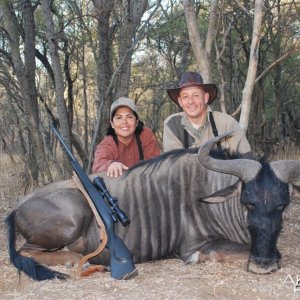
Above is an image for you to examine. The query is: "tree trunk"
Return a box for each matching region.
[81,47,89,155]
[116,0,148,98]
[182,0,219,82]
[0,0,52,184]
[239,0,264,132]
[40,0,72,176]
[87,0,115,172]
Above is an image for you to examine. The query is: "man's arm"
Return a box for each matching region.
[227,119,252,155]
[213,113,252,156]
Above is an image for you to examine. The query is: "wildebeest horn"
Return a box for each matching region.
[270,160,300,184]
[198,132,261,182]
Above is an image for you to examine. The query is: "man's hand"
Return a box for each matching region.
[107,161,129,178]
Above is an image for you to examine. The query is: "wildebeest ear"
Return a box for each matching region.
[270,160,300,183]
[199,181,242,203]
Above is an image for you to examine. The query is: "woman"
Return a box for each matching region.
[92,97,161,177]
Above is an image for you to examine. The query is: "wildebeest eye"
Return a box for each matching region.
[276,205,285,212]
[245,204,256,211]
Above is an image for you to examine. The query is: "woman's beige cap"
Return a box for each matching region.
[110,97,138,120]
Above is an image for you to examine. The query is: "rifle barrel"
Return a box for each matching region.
[50,124,76,163]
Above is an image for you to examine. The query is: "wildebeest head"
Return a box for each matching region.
[198,132,300,274]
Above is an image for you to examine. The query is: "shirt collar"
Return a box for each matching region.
[181,107,211,135]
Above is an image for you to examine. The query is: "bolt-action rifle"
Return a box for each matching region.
[50,123,136,280]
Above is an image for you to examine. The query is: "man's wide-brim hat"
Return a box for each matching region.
[167,72,218,105]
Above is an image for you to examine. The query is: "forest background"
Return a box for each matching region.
[0,0,299,190]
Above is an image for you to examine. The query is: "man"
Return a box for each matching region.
[163,72,252,157]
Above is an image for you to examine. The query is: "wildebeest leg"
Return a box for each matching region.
[20,237,108,277]
[20,242,84,267]
[185,240,250,264]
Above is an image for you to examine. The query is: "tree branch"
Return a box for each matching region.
[255,47,300,83]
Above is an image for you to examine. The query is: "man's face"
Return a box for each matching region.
[178,86,209,122]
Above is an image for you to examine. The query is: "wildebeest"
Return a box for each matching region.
[5,133,300,281]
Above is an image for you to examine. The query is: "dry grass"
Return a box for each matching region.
[0,150,300,300]
[269,140,300,161]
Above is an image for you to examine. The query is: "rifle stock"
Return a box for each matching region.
[50,124,137,280]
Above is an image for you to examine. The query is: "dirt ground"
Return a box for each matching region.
[0,158,300,299]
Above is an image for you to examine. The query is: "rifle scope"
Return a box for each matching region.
[93,176,130,227]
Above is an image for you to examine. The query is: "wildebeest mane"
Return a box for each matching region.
[126,148,238,176]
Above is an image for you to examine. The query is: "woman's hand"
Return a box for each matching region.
[107,161,129,178]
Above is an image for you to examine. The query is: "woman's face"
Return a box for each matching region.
[111,106,138,141]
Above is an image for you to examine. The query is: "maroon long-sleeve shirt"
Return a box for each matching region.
[92,127,161,173]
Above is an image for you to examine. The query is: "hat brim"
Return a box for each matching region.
[110,105,139,120]
[167,83,218,105]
